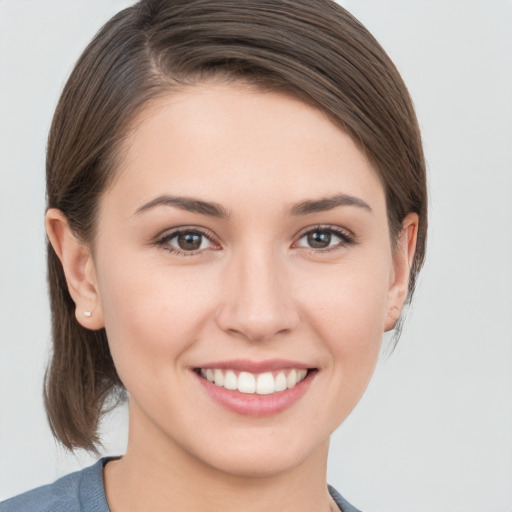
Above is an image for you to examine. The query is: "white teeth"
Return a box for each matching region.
[287,369,297,389]
[256,372,275,395]
[275,372,287,392]
[238,372,256,393]
[214,369,224,387]
[200,368,309,395]
[224,370,238,390]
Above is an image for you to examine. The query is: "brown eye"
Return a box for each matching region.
[306,231,332,249]
[157,228,216,254]
[295,226,353,251]
[176,232,203,251]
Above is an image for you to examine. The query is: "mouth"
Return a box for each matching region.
[197,367,310,395]
[193,361,317,416]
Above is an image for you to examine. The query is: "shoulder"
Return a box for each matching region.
[329,484,363,512]
[0,458,110,512]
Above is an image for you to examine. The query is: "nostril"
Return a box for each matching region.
[215,307,299,343]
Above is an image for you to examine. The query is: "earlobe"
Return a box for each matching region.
[384,213,419,332]
[45,208,105,330]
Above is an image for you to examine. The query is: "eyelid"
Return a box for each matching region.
[292,224,356,251]
[153,224,355,256]
[293,224,355,241]
[155,226,221,254]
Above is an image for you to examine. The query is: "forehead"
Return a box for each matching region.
[107,83,386,216]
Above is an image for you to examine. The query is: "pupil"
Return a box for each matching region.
[177,233,202,250]
[307,231,331,248]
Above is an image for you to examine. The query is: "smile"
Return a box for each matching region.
[194,360,317,416]
[199,368,308,395]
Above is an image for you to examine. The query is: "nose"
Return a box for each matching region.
[215,247,300,343]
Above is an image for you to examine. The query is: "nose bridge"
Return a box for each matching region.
[216,242,298,342]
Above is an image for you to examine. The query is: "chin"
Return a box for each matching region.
[185,429,330,479]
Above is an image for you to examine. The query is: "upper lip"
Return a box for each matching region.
[195,359,313,373]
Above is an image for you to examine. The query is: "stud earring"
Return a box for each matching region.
[84,311,92,317]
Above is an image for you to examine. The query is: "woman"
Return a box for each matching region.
[1,1,426,511]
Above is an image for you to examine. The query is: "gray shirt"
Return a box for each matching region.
[1,458,362,512]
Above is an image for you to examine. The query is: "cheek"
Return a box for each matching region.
[295,256,390,355]
[288,258,390,431]
[95,257,216,382]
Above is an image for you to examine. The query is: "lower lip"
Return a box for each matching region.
[195,370,316,417]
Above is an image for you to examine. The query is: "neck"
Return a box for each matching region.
[104,408,335,512]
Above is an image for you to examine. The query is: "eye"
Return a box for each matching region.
[156,228,218,255]
[294,226,354,251]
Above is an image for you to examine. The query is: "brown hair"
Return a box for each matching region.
[45,0,427,451]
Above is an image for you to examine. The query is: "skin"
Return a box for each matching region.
[47,83,418,512]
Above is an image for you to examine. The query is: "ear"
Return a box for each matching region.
[384,212,419,332]
[46,208,105,330]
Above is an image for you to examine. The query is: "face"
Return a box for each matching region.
[78,83,413,476]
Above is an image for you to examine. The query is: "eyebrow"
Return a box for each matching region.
[134,192,371,218]
[135,195,229,218]
[290,194,372,215]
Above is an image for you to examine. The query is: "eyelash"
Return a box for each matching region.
[293,225,355,253]
[155,225,355,256]
[155,227,219,257]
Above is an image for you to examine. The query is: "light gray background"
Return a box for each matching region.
[1,1,511,511]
